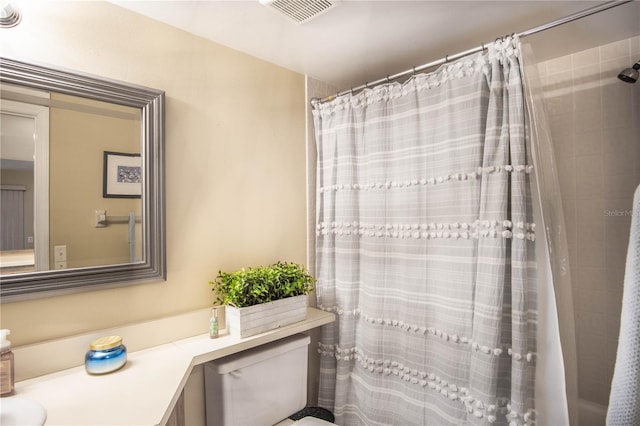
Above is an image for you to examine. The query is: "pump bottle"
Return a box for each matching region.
[209,308,219,339]
[0,329,15,397]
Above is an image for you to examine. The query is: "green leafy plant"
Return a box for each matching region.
[210,261,315,308]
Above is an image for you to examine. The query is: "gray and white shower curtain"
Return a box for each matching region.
[313,36,537,425]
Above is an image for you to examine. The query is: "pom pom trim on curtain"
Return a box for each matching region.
[313,35,537,426]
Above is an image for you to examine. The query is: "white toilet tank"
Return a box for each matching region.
[204,334,310,426]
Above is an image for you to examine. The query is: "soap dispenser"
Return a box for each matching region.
[0,329,15,397]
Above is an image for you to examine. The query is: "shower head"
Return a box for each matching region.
[618,61,640,83]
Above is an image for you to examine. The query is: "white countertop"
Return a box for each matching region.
[13,308,335,426]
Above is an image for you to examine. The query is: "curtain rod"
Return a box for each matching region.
[311,0,632,105]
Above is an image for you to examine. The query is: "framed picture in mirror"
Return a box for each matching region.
[103,151,142,198]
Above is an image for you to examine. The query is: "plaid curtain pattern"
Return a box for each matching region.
[312,36,537,426]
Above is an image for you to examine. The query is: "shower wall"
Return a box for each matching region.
[538,35,640,407]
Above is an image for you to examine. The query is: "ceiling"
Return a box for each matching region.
[111,1,639,91]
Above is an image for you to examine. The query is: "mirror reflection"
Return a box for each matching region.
[0,86,143,275]
[0,57,165,301]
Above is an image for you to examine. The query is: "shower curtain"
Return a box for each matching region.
[313,36,538,425]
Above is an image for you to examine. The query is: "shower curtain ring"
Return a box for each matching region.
[445,55,449,63]
[412,66,417,76]
[386,75,390,83]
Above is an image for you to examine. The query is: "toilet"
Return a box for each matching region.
[204,334,336,426]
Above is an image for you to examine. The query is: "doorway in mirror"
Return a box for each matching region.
[0,94,49,274]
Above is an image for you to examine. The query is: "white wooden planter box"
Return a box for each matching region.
[225,295,308,338]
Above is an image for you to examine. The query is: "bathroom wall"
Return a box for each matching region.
[538,35,640,408]
[0,1,306,346]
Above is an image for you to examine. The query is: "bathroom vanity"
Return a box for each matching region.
[10,308,334,425]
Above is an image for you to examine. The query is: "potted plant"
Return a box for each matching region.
[210,261,315,337]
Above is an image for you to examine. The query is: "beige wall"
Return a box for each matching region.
[539,36,640,406]
[49,93,141,268]
[0,1,306,346]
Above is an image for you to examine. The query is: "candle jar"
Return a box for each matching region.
[85,335,127,375]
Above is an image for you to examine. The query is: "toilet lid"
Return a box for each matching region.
[293,417,336,426]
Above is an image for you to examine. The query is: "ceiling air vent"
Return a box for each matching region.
[259,0,341,24]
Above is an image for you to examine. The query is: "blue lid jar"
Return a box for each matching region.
[85,335,127,375]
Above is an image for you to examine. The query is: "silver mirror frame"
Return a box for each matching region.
[0,2,21,28]
[0,57,166,301]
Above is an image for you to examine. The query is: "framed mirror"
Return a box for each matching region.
[0,57,165,301]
